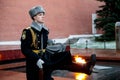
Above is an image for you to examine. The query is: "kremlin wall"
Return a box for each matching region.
[0,0,103,61]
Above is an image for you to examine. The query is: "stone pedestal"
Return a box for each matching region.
[115,22,120,50]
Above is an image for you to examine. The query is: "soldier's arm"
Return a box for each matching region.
[20,29,40,62]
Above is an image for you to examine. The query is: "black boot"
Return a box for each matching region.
[84,54,96,75]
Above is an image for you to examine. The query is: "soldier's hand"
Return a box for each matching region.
[37,59,44,69]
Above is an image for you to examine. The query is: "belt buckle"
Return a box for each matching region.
[33,50,40,54]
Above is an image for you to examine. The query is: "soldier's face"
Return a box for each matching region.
[34,13,45,23]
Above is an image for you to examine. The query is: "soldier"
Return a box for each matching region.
[20,5,96,80]
[21,5,51,80]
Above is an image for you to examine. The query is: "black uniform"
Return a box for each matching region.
[21,26,72,80]
[21,25,50,79]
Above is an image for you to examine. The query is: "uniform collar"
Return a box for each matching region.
[30,21,48,32]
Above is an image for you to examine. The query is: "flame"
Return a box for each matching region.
[75,73,87,80]
[74,55,86,64]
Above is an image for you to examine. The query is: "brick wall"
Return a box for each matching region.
[0,0,103,41]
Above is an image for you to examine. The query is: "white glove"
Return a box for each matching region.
[36,59,44,69]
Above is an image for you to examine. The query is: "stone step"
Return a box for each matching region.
[0,59,25,70]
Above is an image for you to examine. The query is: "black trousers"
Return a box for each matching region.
[42,51,72,80]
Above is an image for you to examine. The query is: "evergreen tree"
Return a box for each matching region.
[94,0,120,41]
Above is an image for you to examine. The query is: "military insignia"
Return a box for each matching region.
[22,31,26,40]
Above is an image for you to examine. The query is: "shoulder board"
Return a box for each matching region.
[21,27,32,40]
[25,27,31,30]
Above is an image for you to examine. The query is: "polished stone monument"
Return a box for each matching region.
[115,22,120,50]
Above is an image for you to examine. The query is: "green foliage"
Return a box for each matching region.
[95,0,120,41]
[95,23,115,41]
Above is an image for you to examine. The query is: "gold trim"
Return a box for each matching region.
[32,49,46,54]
